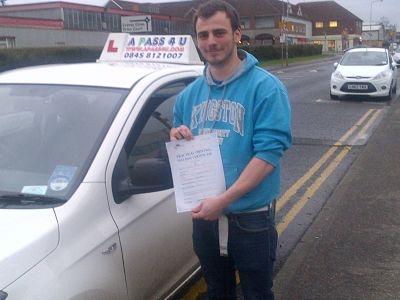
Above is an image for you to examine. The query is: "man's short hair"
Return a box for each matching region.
[193,0,241,33]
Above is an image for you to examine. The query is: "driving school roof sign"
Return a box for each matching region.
[98,33,203,65]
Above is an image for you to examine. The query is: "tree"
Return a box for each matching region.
[0,0,6,6]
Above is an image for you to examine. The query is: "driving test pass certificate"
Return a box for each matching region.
[166,134,226,213]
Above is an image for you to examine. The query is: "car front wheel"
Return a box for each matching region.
[330,91,339,100]
[384,85,393,100]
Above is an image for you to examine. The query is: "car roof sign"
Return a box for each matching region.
[98,33,204,65]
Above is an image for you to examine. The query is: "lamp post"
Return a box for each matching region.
[369,0,383,29]
[369,0,383,46]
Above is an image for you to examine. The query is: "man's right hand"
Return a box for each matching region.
[170,125,194,141]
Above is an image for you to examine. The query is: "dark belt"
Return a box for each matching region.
[218,199,276,256]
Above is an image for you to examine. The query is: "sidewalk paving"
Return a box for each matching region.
[273,97,400,299]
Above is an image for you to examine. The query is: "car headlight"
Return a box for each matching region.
[332,70,344,80]
[373,70,390,80]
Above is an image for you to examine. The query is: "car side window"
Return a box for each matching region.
[112,78,195,204]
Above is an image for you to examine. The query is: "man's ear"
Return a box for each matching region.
[234,27,242,43]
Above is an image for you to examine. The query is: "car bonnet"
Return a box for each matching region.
[337,64,390,78]
[0,209,58,289]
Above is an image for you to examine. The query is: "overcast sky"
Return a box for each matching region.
[4,0,398,27]
[291,0,397,27]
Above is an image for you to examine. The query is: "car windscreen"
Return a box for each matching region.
[340,51,388,66]
[0,84,128,207]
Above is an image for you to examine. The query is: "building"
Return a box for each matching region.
[0,1,191,48]
[158,0,312,46]
[0,0,364,52]
[295,1,363,52]
[362,23,385,47]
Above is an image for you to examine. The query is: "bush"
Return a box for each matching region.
[240,43,323,61]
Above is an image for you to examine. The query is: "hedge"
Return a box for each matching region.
[0,44,322,72]
[240,44,323,61]
[0,47,102,72]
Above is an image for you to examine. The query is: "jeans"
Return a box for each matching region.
[193,209,277,300]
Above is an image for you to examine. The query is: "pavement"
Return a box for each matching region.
[273,95,400,299]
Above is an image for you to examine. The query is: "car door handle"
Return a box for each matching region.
[102,242,117,255]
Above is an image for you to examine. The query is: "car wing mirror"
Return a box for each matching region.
[333,62,339,69]
[130,158,173,194]
[113,156,173,203]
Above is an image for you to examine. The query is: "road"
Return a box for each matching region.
[271,59,398,271]
[179,58,399,299]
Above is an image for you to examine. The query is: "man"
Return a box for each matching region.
[169,1,292,299]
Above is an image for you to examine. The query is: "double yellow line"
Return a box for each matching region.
[181,108,383,299]
[276,108,383,235]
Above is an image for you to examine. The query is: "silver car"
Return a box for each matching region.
[0,33,203,300]
[330,47,397,100]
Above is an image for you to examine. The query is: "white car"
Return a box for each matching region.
[0,33,204,300]
[330,47,397,100]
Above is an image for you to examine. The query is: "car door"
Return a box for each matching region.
[106,73,200,300]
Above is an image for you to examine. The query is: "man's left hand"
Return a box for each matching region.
[192,197,225,221]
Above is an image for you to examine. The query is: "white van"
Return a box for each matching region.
[0,34,203,300]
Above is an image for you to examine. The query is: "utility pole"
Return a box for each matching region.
[281,1,284,66]
[281,0,289,67]
[369,0,383,46]
[285,0,289,67]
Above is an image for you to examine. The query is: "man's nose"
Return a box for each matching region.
[207,33,218,44]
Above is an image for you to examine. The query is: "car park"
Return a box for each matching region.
[330,47,397,100]
[0,33,204,300]
[393,46,400,67]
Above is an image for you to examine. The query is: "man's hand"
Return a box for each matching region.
[170,125,194,141]
[192,196,226,221]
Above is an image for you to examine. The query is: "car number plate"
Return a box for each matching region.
[348,84,368,90]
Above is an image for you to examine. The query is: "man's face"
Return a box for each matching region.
[195,11,241,67]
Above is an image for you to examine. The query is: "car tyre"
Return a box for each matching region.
[330,91,339,100]
[384,85,393,101]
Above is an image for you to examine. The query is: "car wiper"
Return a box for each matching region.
[0,193,66,206]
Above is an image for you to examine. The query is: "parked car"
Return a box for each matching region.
[330,47,397,100]
[389,42,398,54]
[393,46,400,67]
[0,33,204,300]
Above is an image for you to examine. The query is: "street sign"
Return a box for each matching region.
[121,15,152,33]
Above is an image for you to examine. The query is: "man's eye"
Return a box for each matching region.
[198,33,208,39]
[213,31,226,38]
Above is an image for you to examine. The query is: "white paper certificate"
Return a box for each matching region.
[166,134,226,213]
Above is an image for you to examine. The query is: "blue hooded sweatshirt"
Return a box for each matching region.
[173,50,292,213]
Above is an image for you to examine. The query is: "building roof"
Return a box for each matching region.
[156,0,285,20]
[0,1,104,12]
[295,1,362,22]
